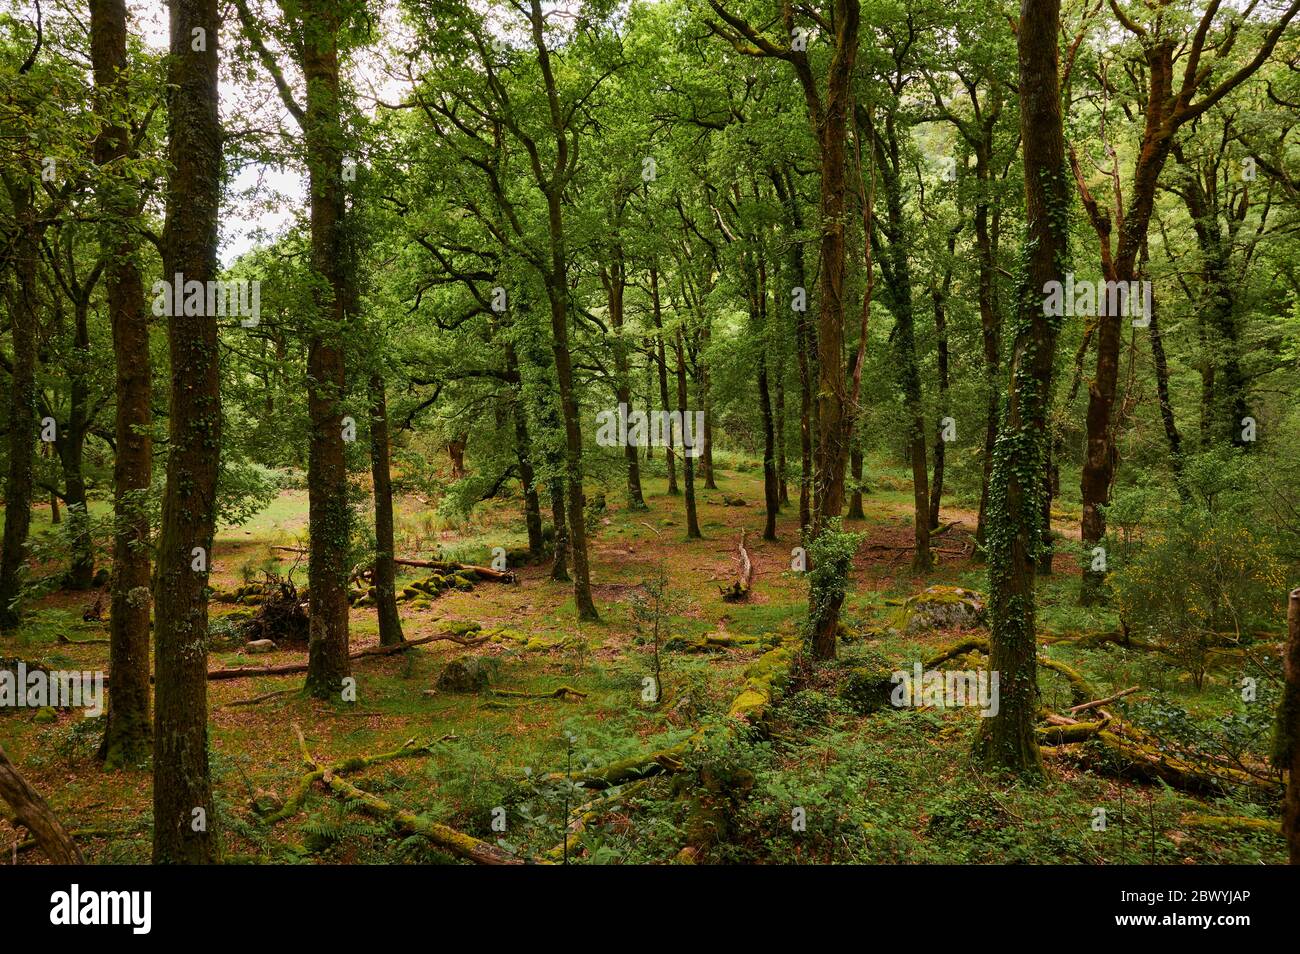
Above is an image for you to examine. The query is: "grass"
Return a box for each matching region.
[0,455,1289,864]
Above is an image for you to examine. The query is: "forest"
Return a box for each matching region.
[1,0,1299,870]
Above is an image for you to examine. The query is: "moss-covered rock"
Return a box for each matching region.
[435,655,495,693]
[899,585,986,634]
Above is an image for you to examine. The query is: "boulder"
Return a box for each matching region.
[436,655,494,693]
[900,585,986,634]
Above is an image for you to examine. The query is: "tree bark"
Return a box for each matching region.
[153,0,221,863]
[602,260,647,511]
[91,0,153,768]
[301,0,353,695]
[0,743,84,863]
[975,0,1069,779]
[649,266,678,495]
[368,374,403,646]
[1282,589,1300,865]
[0,179,39,629]
[675,327,701,539]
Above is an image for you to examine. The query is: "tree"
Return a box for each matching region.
[976,0,1070,778]
[91,0,154,767]
[152,0,221,863]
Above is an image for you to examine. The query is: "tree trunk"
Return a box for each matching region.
[929,246,954,532]
[972,157,1003,554]
[602,261,647,511]
[0,180,39,630]
[92,0,152,768]
[847,442,865,519]
[870,112,931,574]
[775,167,814,534]
[0,743,83,863]
[976,0,1068,779]
[675,327,702,539]
[548,475,569,581]
[153,0,221,863]
[369,374,403,646]
[506,343,545,559]
[649,266,678,495]
[801,0,861,661]
[60,297,96,590]
[302,0,353,697]
[698,325,718,490]
[754,260,779,541]
[1282,588,1300,865]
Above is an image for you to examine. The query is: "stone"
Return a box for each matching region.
[900,585,986,634]
[436,655,493,693]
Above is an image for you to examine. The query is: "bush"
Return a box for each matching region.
[1111,508,1285,689]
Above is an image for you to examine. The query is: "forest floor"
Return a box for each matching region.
[0,458,1288,864]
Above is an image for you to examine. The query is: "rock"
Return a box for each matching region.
[33,706,58,724]
[900,585,986,634]
[436,655,494,693]
[722,495,747,507]
[245,639,277,654]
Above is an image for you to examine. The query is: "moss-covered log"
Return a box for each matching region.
[283,724,520,864]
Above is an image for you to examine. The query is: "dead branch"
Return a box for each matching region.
[207,632,487,681]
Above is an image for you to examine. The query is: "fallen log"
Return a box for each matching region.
[1041,724,1278,795]
[393,558,515,582]
[207,632,486,681]
[719,531,753,602]
[271,546,517,583]
[289,724,520,864]
[491,686,587,700]
[0,743,83,864]
[1181,814,1282,835]
[264,729,452,825]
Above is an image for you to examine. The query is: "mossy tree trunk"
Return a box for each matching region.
[152,0,221,863]
[92,0,153,767]
[975,0,1069,780]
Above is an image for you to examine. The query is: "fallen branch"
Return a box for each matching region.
[491,686,587,700]
[272,546,517,582]
[56,633,110,646]
[207,633,486,681]
[289,724,520,864]
[1070,686,1140,715]
[264,730,455,826]
[1181,814,1281,835]
[223,688,298,708]
[0,743,83,864]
